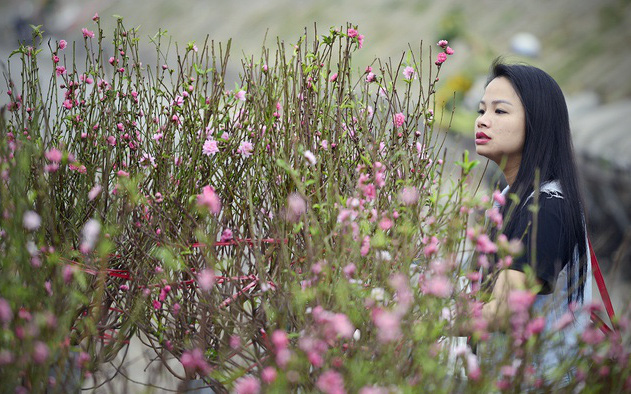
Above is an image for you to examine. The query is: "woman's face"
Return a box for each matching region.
[475,77,526,169]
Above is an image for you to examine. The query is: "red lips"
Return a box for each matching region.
[475,132,490,139]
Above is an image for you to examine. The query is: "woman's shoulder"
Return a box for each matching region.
[516,181,567,221]
[528,180,564,201]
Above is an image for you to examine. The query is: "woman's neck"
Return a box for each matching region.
[502,157,521,187]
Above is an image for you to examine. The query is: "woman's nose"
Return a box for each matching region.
[476,114,489,128]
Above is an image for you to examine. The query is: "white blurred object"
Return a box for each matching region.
[510,33,541,58]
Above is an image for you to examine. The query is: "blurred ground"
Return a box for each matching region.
[1,0,630,100]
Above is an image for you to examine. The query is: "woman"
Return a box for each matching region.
[473,60,592,380]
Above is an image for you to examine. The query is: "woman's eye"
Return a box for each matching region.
[477,109,485,115]
[495,109,506,114]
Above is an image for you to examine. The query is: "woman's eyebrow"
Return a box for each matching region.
[479,99,514,106]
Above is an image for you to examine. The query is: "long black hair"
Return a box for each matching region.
[488,59,587,303]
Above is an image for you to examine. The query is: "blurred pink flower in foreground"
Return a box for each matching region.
[234,376,261,394]
[261,367,277,383]
[312,306,354,340]
[62,265,75,284]
[390,273,413,314]
[303,150,317,166]
[197,185,221,214]
[32,341,49,364]
[423,236,439,257]
[492,190,506,206]
[197,269,216,291]
[359,386,389,394]
[23,211,42,231]
[45,148,63,163]
[180,348,211,376]
[316,369,346,394]
[79,219,101,254]
[0,298,12,323]
[272,329,289,351]
[398,186,418,205]
[360,235,370,256]
[423,275,453,298]
[507,290,536,314]
[372,308,401,343]
[287,193,306,222]
[475,234,498,254]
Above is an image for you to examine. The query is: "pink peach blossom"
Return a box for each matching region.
[237,140,254,157]
[403,66,416,80]
[81,28,95,38]
[219,228,233,243]
[435,52,447,65]
[393,112,405,127]
[202,139,219,155]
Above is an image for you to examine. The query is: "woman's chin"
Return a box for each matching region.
[475,145,488,157]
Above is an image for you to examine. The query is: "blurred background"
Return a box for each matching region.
[1,0,629,390]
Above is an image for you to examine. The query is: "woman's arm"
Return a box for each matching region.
[481,269,529,331]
